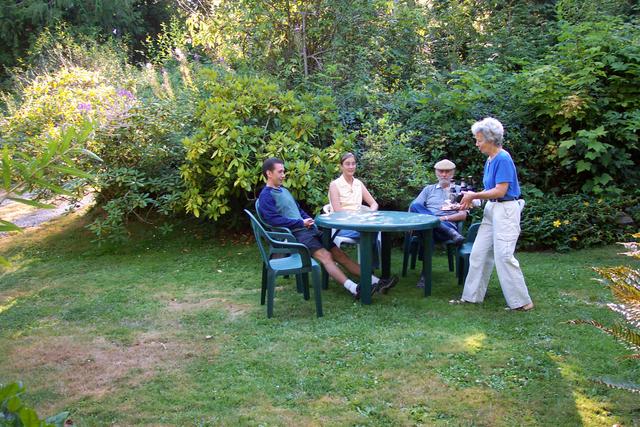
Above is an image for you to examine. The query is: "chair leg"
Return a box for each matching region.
[261,263,267,305]
[301,273,310,300]
[295,275,304,293]
[461,255,471,285]
[312,266,323,317]
[402,234,411,277]
[410,243,418,270]
[267,271,276,318]
[457,256,464,286]
[447,244,455,272]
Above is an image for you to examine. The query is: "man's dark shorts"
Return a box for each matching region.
[293,227,336,254]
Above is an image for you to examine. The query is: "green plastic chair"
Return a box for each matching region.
[456,223,481,286]
[245,209,323,318]
[255,198,301,287]
[401,221,464,277]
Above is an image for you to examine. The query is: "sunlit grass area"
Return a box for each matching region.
[1,215,638,425]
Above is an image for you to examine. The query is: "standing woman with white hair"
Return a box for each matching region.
[453,117,534,311]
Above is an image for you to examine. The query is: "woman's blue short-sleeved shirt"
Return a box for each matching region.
[483,150,521,198]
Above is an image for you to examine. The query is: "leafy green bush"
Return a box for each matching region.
[1,382,68,427]
[1,30,202,242]
[0,119,98,265]
[356,117,432,210]
[87,65,200,242]
[518,16,640,194]
[181,70,352,221]
[519,191,639,251]
[395,64,537,185]
[1,66,123,149]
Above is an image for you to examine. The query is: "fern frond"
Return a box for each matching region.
[610,323,640,351]
[610,284,640,306]
[568,320,640,351]
[567,319,614,334]
[608,303,640,329]
[594,266,640,289]
[593,377,640,394]
[621,354,640,359]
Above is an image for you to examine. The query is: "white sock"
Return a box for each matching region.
[343,279,358,294]
[372,275,380,284]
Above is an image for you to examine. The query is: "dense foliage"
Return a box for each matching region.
[519,17,640,194]
[1,0,639,246]
[0,0,174,75]
[356,117,432,211]
[519,192,639,252]
[181,71,351,221]
[1,31,198,242]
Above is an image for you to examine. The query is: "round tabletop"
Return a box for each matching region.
[314,210,439,232]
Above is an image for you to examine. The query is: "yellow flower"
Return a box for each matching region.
[583,201,590,207]
[571,236,578,241]
[534,216,541,222]
[553,220,562,228]
[563,220,569,224]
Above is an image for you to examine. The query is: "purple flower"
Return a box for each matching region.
[77,102,92,112]
[116,88,135,100]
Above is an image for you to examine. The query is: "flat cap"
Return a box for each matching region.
[434,159,456,170]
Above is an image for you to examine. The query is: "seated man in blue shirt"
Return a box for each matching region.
[410,159,468,287]
[258,157,397,299]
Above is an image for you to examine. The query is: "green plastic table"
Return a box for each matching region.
[314,210,440,304]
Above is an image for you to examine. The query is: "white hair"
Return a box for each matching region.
[471,117,504,147]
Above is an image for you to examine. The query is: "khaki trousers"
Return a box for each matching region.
[461,200,532,309]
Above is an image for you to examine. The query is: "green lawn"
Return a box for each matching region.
[1,215,638,426]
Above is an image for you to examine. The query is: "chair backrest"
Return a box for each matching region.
[244,209,272,264]
[466,222,481,243]
[254,198,268,226]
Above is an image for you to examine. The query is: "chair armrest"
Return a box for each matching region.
[270,225,292,234]
[267,230,298,243]
[266,237,314,267]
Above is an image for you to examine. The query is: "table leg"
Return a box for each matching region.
[321,227,330,290]
[381,232,391,280]
[359,231,373,305]
[421,228,433,297]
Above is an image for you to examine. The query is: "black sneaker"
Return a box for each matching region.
[378,275,399,294]
[353,282,383,300]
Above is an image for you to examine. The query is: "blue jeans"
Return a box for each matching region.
[336,229,380,269]
[409,202,458,243]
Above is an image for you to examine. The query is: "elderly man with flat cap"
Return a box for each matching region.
[409,159,468,287]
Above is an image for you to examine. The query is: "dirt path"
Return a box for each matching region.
[0,193,94,233]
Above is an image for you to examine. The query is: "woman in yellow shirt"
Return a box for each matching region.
[328,153,398,292]
[328,152,378,218]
